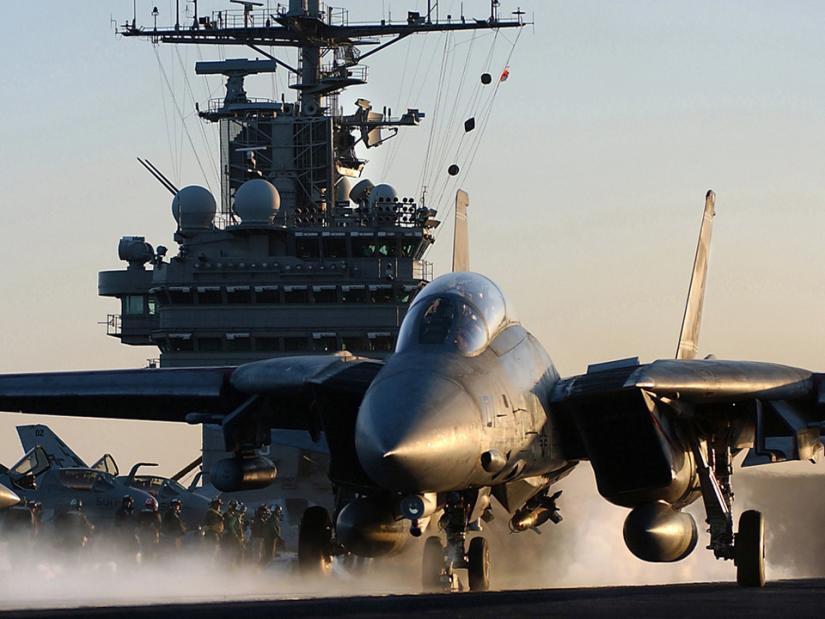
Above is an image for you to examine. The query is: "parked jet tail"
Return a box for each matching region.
[675,190,716,359]
[16,424,88,468]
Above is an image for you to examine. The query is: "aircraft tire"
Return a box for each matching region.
[422,536,443,591]
[735,510,766,587]
[298,505,332,575]
[468,536,490,591]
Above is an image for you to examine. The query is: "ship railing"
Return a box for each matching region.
[413,260,433,282]
[289,64,367,88]
[204,97,277,115]
[197,4,344,31]
[104,314,121,337]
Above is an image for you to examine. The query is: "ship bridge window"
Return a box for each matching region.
[322,236,347,259]
[256,337,281,353]
[284,336,310,352]
[197,287,222,304]
[352,235,376,257]
[312,285,338,303]
[401,239,419,257]
[226,333,251,352]
[197,337,223,352]
[369,285,394,304]
[368,332,394,352]
[227,286,252,304]
[341,285,366,304]
[296,236,320,259]
[123,295,145,315]
[254,286,280,304]
[284,285,309,304]
[147,296,158,315]
[168,287,193,304]
[375,235,398,257]
[399,285,420,304]
[312,333,338,352]
[169,334,194,352]
[341,335,369,352]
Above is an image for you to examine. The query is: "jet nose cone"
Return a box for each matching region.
[356,371,482,493]
[0,482,21,510]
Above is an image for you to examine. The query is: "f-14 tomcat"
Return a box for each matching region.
[0,188,822,590]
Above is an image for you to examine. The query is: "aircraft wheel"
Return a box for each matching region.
[298,506,333,575]
[468,536,490,591]
[422,536,443,591]
[735,510,766,587]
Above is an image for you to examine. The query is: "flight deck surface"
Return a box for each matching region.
[2,580,822,618]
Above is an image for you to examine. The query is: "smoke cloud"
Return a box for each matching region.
[1,464,823,610]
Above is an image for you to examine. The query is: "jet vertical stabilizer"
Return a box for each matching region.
[675,190,716,359]
[17,424,88,468]
[452,190,470,272]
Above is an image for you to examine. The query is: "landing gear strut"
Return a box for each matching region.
[691,432,766,587]
[298,506,333,575]
[422,493,490,592]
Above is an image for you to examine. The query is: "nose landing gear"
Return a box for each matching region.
[421,494,491,592]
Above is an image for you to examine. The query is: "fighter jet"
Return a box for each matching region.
[0,190,822,590]
[0,445,155,523]
[16,424,210,526]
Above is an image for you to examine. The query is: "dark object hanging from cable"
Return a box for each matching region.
[448,164,460,176]
[464,117,476,132]
[481,73,492,85]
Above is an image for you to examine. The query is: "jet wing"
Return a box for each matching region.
[552,358,815,404]
[0,367,239,421]
[551,357,824,467]
[0,354,383,425]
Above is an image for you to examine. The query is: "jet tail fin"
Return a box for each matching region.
[452,189,470,272]
[675,190,716,359]
[16,424,88,468]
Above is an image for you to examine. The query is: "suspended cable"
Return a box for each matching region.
[153,46,214,192]
[418,32,452,201]
[425,27,524,255]
[174,46,221,185]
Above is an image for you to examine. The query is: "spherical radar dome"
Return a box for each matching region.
[172,186,217,230]
[368,183,398,208]
[233,179,281,224]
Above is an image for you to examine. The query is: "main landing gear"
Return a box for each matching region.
[692,435,766,587]
[422,494,490,592]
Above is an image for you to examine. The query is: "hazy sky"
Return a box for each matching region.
[0,1,824,478]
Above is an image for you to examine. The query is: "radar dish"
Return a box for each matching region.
[172,186,217,230]
[350,179,374,204]
[233,179,281,224]
[368,183,398,208]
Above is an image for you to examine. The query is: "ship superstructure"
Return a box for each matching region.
[98,0,524,368]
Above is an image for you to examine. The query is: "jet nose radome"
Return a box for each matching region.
[0,482,21,510]
[356,371,482,493]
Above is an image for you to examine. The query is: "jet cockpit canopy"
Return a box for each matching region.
[396,272,513,356]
